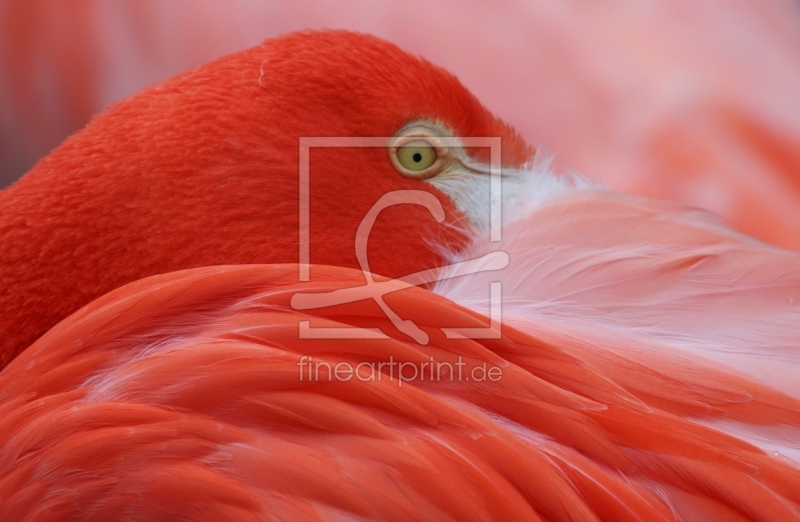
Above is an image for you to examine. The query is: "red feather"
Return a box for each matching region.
[1,29,800,521]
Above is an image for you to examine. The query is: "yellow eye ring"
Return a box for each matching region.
[389,123,450,179]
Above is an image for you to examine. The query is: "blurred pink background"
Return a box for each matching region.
[2,0,800,250]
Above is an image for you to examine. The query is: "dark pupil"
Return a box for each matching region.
[413,152,422,163]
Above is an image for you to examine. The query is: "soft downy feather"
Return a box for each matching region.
[433,158,800,517]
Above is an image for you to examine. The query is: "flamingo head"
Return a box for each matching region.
[0,30,534,367]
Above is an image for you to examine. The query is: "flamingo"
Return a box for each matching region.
[1,30,799,521]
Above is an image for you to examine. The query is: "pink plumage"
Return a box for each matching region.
[1,19,799,522]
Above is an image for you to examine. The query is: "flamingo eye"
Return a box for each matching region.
[396,140,437,172]
[389,122,450,179]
